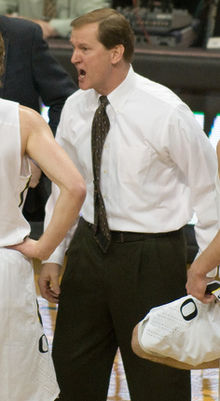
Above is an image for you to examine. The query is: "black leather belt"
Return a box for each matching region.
[81,218,182,243]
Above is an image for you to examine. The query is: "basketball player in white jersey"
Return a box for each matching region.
[0,34,86,400]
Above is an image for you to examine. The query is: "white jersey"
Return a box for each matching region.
[0,98,30,246]
[0,99,60,400]
[0,248,60,401]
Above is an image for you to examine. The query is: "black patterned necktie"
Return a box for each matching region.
[43,0,56,19]
[91,96,111,252]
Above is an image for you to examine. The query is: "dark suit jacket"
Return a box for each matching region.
[0,15,77,133]
[0,15,77,235]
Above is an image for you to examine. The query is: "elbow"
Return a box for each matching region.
[78,180,87,204]
[69,177,86,205]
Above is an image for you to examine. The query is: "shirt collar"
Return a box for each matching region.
[90,65,136,112]
[108,65,136,111]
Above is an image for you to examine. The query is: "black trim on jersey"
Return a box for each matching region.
[19,175,31,207]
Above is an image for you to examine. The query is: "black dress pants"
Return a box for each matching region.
[52,218,191,401]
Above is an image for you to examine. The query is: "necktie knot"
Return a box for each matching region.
[99,96,109,108]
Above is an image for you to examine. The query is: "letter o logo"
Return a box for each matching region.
[39,334,49,353]
[180,298,198,321]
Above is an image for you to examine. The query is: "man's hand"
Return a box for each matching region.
[186,262,215,304]
[7,237,39,259]
[38,263,61,303]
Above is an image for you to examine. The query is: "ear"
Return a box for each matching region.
[110,44,125,64]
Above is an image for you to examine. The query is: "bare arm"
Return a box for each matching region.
[10,105,86,260]
[186,141,220,302]
[186,232,220,303]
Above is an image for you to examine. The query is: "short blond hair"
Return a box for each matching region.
[71,8,134,63]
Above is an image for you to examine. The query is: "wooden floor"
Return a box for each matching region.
[34,263,219,401]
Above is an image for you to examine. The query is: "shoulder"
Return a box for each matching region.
[65,88,92,109]
[132,71,184,116]
[19,106,50,142]
[58,89,94,130]
[0,15,41,39]
[135,72,180,103]
[19,105,46,127]
[19,105,52,149]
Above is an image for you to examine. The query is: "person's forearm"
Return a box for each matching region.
[191,230,220,277]
[36,184,85,260]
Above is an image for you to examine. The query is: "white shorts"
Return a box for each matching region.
[0,248,59,401]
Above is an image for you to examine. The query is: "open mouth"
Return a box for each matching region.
[79,69,86,79]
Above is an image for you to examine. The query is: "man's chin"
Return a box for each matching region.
[78,80,91,91]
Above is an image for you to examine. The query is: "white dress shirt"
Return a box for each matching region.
[45,66,218,265]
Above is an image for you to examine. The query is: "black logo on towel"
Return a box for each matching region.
[39,334,49,353]
[180,298,198,321]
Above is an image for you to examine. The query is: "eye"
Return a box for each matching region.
[69,40,74,50]
[79,44,89,52]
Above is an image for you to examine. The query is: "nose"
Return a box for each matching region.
[71,49,80,64]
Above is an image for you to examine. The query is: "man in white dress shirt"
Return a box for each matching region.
[39,8,218,401]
